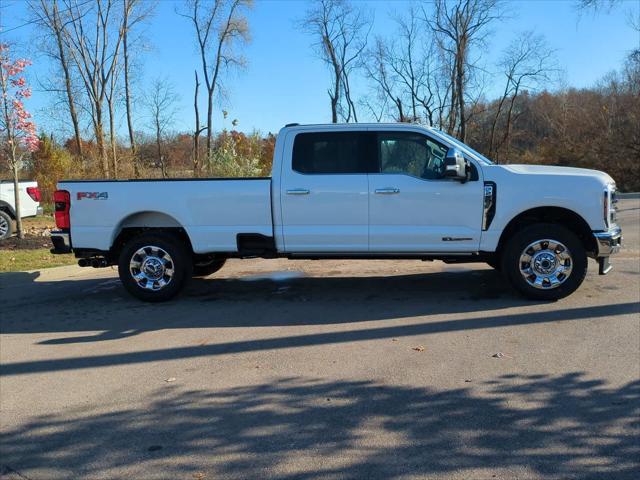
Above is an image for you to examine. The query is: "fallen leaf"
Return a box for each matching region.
[165,377,176,383]
[492,352,510,358]
[412,345,425,352]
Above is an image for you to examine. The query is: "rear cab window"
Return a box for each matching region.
[292,132,373,174]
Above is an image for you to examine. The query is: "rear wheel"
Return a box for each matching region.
[118,232,192,302]
[193,257,227,277]
[501,223,587,300]
[486,255,502,271]
[0,211,13,240]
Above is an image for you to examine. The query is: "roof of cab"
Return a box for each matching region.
[280,122,435,132]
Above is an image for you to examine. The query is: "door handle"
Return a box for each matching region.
[374,187,400,194]
[286,188,310,195]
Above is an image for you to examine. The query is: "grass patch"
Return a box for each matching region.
[0,213,78,272]
[0,249,76,272]
[22,214,56,229]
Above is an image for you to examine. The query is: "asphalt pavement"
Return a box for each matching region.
[1,199,639,479]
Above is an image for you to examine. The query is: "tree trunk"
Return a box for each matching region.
[331,64,340,123]
[95,115,109,178]
[193,70,201,178]
[52,0,83,158]
[489,87,509,161]
[206,86,213,172]
[108,97,118,178]
[456,39,467,142]
[156,119,165,178]
[123,2,138,177]
[12,160,24,239]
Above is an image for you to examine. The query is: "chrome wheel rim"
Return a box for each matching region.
[0,216,8,238]
[129,246,174,291]
[519,239,573,290]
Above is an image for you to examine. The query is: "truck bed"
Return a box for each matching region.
[59,178,273,253]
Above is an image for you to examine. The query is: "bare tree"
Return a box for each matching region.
[192,70,207,177]
[576,0,622,11]
[122,0,155,177]
[30,0,83,157]
[105,51,121,177]
[62,0,126,177]
[363,8,441,125]
[144,79,179,178]
[424,0,503,141]
[180,0,251,172]
[489,32,557,162]
[302,0,371,123]
[363,38,406,122]
[123,0,136,171]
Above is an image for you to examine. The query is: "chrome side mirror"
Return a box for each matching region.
[444,148,470,183]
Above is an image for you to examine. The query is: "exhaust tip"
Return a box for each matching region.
[91,258,108,268]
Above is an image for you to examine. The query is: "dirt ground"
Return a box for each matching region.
[0,215,55,251]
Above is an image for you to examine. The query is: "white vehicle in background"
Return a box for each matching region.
[51,123,622,302]
[0,180,43,240]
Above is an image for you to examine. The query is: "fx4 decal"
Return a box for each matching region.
[77,192,108,200]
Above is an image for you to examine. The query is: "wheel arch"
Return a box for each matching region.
[0,201,16,219]
[496,206,596,256]
[110,211,194,259]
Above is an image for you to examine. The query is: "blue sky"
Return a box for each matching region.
[1,0,639,137]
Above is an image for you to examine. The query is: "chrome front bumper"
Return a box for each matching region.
[593,226,622,275]
[50,230,72,254]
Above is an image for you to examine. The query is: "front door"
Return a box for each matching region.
[368,130,484,252]
[280,131,372,252]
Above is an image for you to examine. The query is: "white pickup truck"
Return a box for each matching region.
[0,180,43,239]
[51,123,622,301]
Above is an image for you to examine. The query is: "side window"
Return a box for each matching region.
[378,132,449,180]
[292,132,370,174]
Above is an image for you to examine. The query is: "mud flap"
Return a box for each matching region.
[598,256,613,275]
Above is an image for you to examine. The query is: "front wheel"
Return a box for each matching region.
[501,223,587,301]
[118,232,192,302]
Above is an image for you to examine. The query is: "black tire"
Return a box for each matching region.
[118,232,192,302]
[486,255,502,271]
[193,257,227,277]
[501,223,588,301]
[0,210,13,240]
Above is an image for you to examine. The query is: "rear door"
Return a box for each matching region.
[279,130,373,252]
[368,130,484,252]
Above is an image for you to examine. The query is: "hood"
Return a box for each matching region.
[501,164,614,185]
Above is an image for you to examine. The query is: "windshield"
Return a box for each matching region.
[432,130,494,165]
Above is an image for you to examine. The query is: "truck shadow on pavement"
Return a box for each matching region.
[0,267,638,377]
[1,373,638,479]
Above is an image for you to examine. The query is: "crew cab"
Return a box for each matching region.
[0,180,43,240]
[50,123,622,302]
